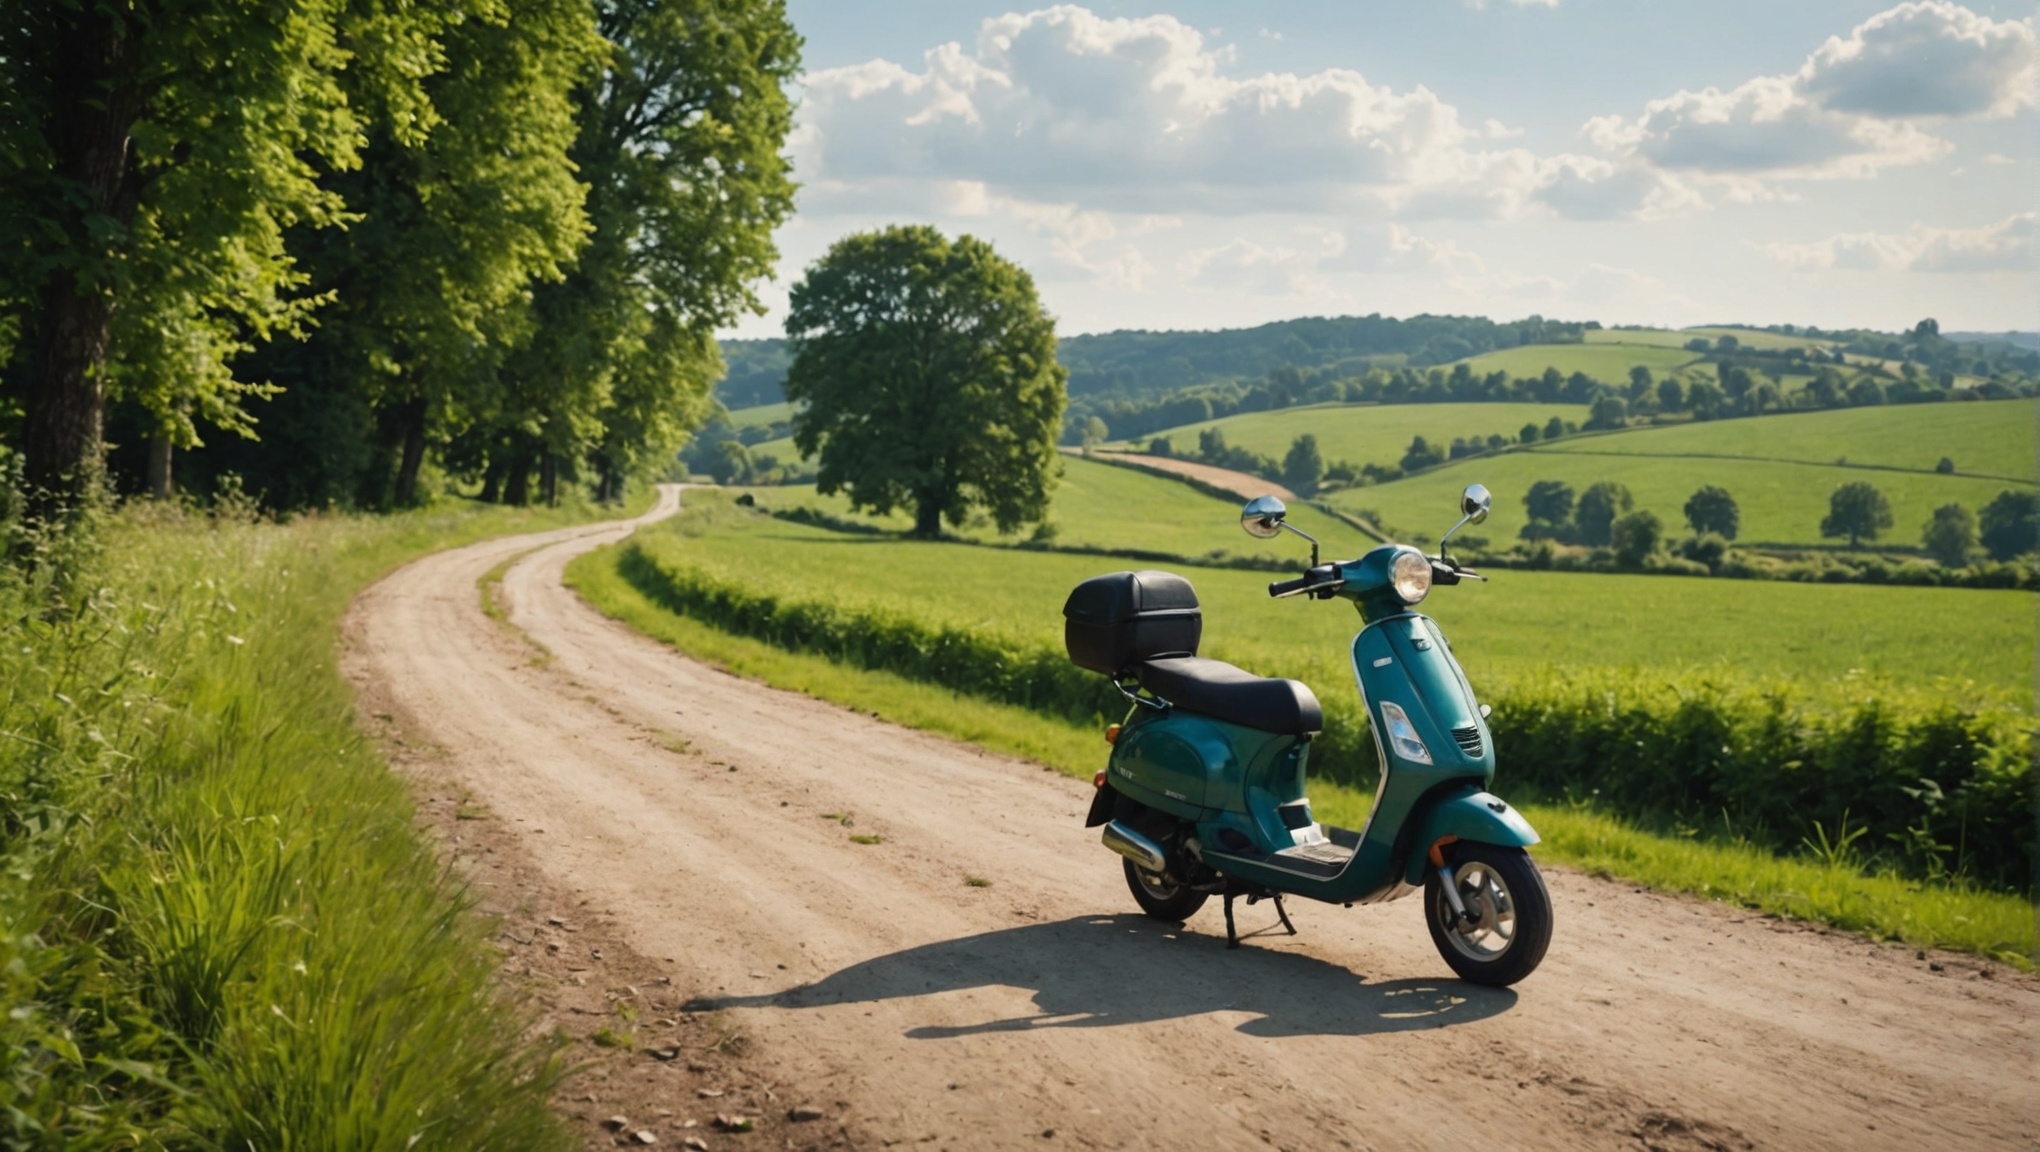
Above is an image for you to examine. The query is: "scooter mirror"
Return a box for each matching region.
[1460,484,1492,525]
[1241,495,1288,539]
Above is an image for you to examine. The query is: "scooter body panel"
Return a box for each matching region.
[1401,786,1540,886]
[1108,709,1308,826]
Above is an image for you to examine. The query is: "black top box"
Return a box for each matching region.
[1062,570,1202,676]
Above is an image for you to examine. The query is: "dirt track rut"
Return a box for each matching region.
[343,486,2037,1151]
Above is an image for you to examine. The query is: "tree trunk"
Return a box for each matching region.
[504,454,532,507]
[20,5,146,531]
[913,497,942,538]
[392,397,428,506]
[539,454,558,507]
[147,434,172,500]
[480,455,505,504]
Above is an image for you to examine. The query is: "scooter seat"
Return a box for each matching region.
[1136,657,1323,736]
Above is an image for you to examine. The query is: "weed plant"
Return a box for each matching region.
[0,492,638,1146]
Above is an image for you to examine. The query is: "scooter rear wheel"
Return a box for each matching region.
[1123,858,1209,922]
[1424,843,1552,987]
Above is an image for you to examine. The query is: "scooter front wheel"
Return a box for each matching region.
[1123,858,1209,922]
[1424,843,1552,987]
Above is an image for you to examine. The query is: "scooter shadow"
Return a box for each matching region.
[690,914,1514,1039]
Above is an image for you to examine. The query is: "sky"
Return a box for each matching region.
[724,0,2039,338]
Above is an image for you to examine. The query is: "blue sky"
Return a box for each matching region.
[727,1,2037,337]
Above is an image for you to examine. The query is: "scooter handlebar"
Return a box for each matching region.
[1268,565,1342,599]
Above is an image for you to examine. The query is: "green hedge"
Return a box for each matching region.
[622,537,2033,892]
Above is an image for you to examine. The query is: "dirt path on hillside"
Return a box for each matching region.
[1101,452,1296,501]
[344,486,2036,1152]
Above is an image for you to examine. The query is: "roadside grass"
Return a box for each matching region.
[0,489,648,1145]
[567,536,2036,968]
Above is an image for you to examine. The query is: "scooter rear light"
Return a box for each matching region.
[1092,771,1107,789]
[1105,724,1122,744]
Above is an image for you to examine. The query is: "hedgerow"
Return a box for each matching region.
[623,536,2033,892]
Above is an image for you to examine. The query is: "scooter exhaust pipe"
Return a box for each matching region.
[1101,821,1169,873]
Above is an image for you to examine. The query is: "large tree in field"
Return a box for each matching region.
[1683,485,1740,539]
[0,0,364,530]
[784,226,1066,538]
[1821,480,1893,549]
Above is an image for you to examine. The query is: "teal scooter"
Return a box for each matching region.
[1065,484,1551,986]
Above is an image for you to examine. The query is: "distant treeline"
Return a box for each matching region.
[715,313,1590,410]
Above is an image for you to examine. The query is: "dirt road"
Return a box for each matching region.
[345,487,2036,1151]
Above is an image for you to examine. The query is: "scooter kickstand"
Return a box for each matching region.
[1273,893,1297,936]
[1223,892,1240,949]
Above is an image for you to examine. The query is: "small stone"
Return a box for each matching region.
[549,916,567,926]
[632,1131,659,1145]
[592,949,605,960]
[789,1106,825,1122]
[601,1115,630,1131]
[648,1046,680,1061]
[682,1140,709,1152]
[1042,1129,1056,1139]
[697,1088,724,1098]
[1915,950,1926,961]
[546,942,562,953]
[1930,961,1945,972]
[713,1114,753,1132]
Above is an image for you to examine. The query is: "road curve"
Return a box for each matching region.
[344,485,2035,1151]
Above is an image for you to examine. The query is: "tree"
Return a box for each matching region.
[1399,435,1443,472]
[1921,503,1977,567]
[1683,485,1740,539]
[784,226,1065,538]
[1627,365,1654,397]
[1978,489,2040,560]
[1610,510,1663,568]
[1,0,367,530]
[1821,481,1893,548]
[1586,394,1627,430]
[499,0,801,506]
[1542,415,1566,441]
[1282,434,1323,496]
[1523,480,1575,528]
[1575,481,1634,547]
[1518,422,1540,444]
[1656,376,1686,411]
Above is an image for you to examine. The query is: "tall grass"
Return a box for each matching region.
[1,493,636,1146]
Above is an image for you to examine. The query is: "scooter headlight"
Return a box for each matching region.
[1378,700,1433,764]
[1390,549,1432,605]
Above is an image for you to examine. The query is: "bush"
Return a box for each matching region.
[621,540,2034,892]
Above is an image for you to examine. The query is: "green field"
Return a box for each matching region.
[1119,401,1588,466]
[1454,342,1702,385]
[1324,400,2035,547]
[1545,400,2036,482]
[1586,326,1832,353]
[745,453,1355,564]
[726,400,793,428]
[640,493,2031,700]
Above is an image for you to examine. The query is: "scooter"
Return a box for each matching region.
[1064,483,1551,986]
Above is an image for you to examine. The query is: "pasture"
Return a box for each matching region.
[726,400,793,428]
[1118,401,1587,466]
[1324,399,2034,547]
[1452,342,1702,386]
[641,493,2032,699]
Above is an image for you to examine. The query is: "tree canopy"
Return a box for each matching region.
[1820,481,1893,549]
[784,226,1067,538]
[1683,485,1740,540]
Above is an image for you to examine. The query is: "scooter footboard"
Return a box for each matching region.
[1401,787,1539,886]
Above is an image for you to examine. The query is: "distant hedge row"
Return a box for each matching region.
[622,538,2033,891]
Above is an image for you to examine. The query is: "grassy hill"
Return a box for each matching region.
[726,401,792,428]
[1322,400,2036,548]
[1117,401,1590,464]
[742,453,1351,565]
[1455,342,1702,385]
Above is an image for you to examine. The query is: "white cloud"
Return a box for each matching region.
[1757,212,2036,273]
[795,6,1565,219]
[1800,1,2039,118]
[1584,3,2033,190]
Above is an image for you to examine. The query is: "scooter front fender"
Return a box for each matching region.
[1402,788,1540,887]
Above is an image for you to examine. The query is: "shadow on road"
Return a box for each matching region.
[691,914,1513,1038]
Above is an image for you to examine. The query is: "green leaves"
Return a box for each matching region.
[785,225,1068,537]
